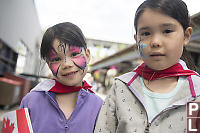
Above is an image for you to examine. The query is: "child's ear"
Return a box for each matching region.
[46,59,50,68]
[85,49,90,64]
[184,27,192,46]
[134,34,137,42]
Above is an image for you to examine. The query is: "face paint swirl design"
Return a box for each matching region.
[58,41,67,62]
[69,45,87,70]
[48,48,61,76]
[49,48,57,61]
[138,43,147,59]
[50,63,61,76]
[72,55,87,70]
[69,45,82,53]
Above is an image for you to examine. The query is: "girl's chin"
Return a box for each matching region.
[58,79,82,86]
[146,64,170,71]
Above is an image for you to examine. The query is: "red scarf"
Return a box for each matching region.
[49,80,93,93]
[133,61,199,81]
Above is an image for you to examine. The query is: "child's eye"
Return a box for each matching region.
[163,29,173,34]
[141,32,150,36]
[71,52,80,57]
[51,57,61,62]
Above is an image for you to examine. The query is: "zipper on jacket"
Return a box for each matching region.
[145,104,184,133]
[149,95,196,125]
[127,85,152,132]
[127,83,194,132]
[144,123,151,133]
[46,90,87,131]
[143,105,182,133]
[144,107,150,133]
[46,92,69,130]
[151,104,184,123]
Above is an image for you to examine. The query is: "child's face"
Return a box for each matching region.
[47,38,90,86]
[134,8,192,70]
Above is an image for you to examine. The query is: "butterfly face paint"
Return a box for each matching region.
[48,43,87,77]
[69,45,82,53]
[48,48,61,76]
[69,45,87,71]
[49,41,67,76]
[50,63,60,76]
[58,41,67,62]
[72,55,87,70]
[138,43,147,59]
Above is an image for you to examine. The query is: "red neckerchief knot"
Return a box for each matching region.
[133,61,199,81]
[49,80,93,93]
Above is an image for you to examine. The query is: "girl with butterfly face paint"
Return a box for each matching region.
[20,22,103,133]
[47,39,88,86]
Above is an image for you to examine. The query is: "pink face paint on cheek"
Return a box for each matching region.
[49,49,57,61]
[69,45,82,53]
[50,63,60,76]
[72,55,87,70]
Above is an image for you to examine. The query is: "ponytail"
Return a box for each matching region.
[181,47,199,73]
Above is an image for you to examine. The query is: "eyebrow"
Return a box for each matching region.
[161,23,177,28]
[138,23,177,32]
[138,26,149,32]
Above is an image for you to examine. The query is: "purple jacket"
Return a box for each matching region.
[20,79,103,133]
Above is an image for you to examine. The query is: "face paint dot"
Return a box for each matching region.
[140,51,147,59]
[139,43,147,50]
[138,43,147,59]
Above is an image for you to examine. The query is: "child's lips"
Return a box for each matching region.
[150,54,165,56]
[149,52,165,60]
[62,71,78,77]
[150,52,165,56]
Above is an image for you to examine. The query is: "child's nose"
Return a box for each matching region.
[150,34,161,48]
[61,58,74,69]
